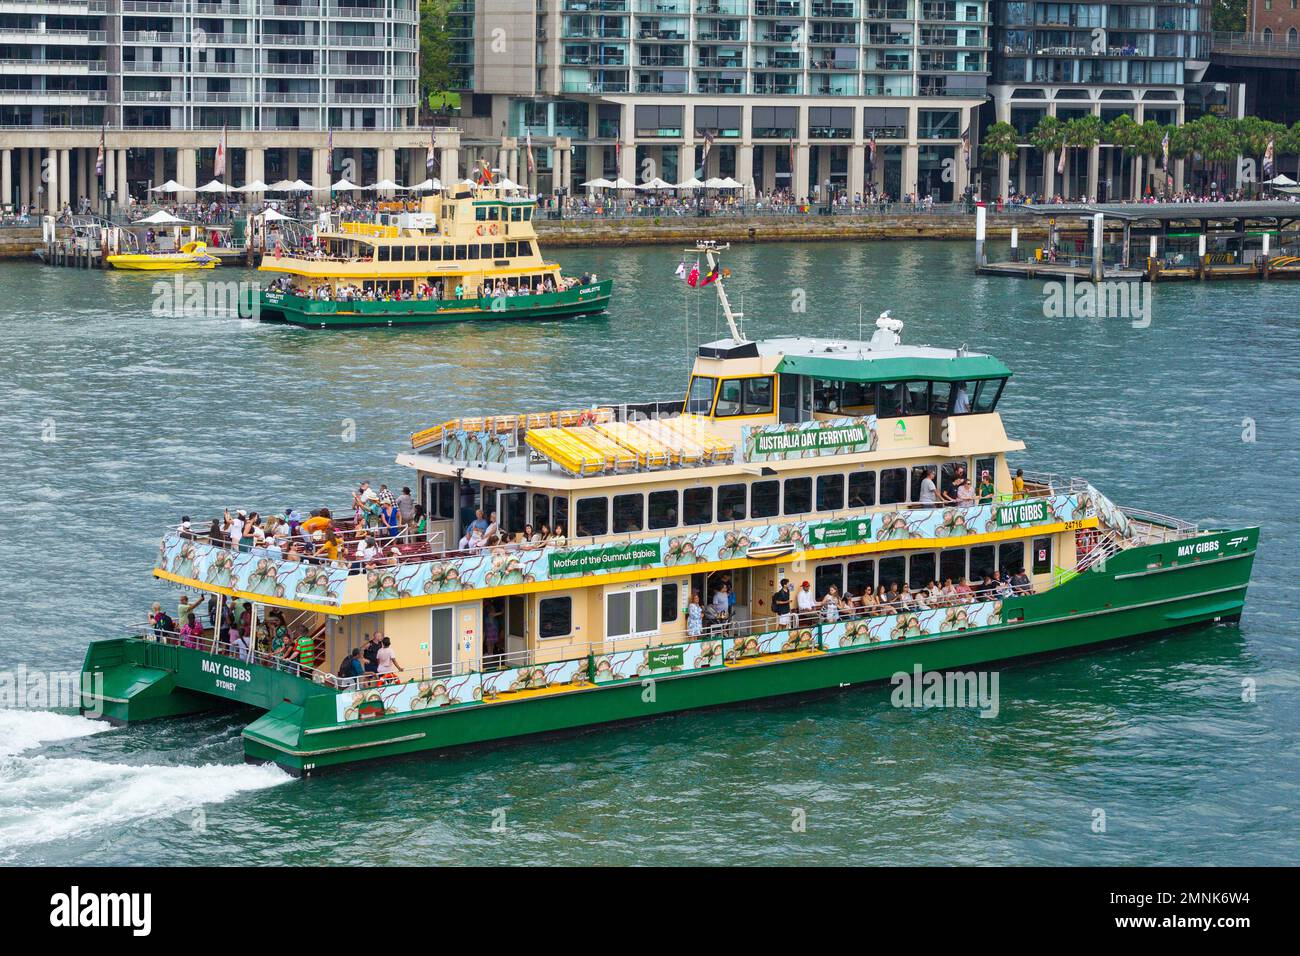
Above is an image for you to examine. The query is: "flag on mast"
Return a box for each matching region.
[867,135,877,173]
[214,123,227,179]
[698,128,715,172]
[674,260,686,280]
[961,126,972,170]
[1160,132,1169,172]
[686,261,700,287]
[326,128,334,174]
[1057,145,1067,176]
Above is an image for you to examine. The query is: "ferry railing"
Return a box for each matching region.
[1119,507,1201,544]
[1052,529,1126,588]
[130,622,344,685]
[1016,470,1092,497]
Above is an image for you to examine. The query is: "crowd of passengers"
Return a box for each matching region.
[271,272,594,303]
[685,571,1034,637]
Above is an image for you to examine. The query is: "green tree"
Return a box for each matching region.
[1105,114,1141,200]
[1212,0,1248,33]
[1029,115,1066,197]
[419,0,457,106]
[981,121,1020,199]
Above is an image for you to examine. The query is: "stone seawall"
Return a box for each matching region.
[0,228,42,260]
[534,213,1048,248]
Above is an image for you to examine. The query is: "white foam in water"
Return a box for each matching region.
[0,711,291,851]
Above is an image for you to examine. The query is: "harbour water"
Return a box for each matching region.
[0,241,1296,865]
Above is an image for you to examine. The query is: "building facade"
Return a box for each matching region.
[987,0,1212,200]
[453,0,991,201]
[0,0,426,212]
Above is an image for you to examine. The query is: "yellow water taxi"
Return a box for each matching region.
[107,240,218,271]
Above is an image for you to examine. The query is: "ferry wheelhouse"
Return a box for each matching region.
[252,183,612,329]
[85,248,1258,774]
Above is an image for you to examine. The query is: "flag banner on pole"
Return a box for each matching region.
[961,126,972,170]
[1057,146,1067,176]
[698,129,715,172]
[686,261,700,287]
[674,260,686,280]
[426,132,436,173]
[526,130,535,174]
[1263,137,1275,179]
[214,123,227,179]
[1161,132,1169,172]
[95,127,105,178]
[326,128,334,173]
[867,136,877,173]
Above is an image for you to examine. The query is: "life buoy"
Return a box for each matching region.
[489,223,500,236]
[475,224,485,236]
[578,409,597,426]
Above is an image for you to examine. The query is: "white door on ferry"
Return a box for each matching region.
[505,595,527,657]
[430,607,456,674]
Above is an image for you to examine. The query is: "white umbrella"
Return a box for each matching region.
[494,177,522,191]
[368,178,404,191]
[259,208,296,222]
[288,179,314,192]
[675,177,705,189]
[581,178,615,188]
[612,177,636,189]
[137,209,189,225]
[638,176,674,190]
[1265,174,1298,187]
[410,178,440,191]
[717,177,743,189]
[195,179,230,193]
[703,177,729,189]
[236,179,271,193]
[331,178,361,190]
[149,179,185,193]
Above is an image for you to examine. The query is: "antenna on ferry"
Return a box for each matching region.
[689,240,746,343]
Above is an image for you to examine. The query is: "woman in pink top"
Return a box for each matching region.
[375,636,401,675]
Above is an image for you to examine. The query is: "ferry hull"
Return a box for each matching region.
[81,528,1257,775]
[250,280,613,328]
[106,255,218,271]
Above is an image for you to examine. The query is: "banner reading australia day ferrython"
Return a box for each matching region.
[742,416,878,463]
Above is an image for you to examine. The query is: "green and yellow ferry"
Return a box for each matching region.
[84,250,1258,774]
[251,182,612,329]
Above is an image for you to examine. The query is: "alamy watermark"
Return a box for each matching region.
[1043,275,1151,328]
[1,665,103,717]
[151,276,261,321]
[890,664,1000,718]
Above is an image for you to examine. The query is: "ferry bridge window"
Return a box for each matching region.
[507,242,519,257]
[717,483,747,522]
[878,555,906,591]
[940,547,966,584]
[715,379,743,416]
[841,381,874,414]
[742,377,774,415]
[969,545,996,581]
[975,456,996,488]
[488,205,501,220]
[613,493,644,533]
[649,489,679,529]
[531,493,550,529]
[816,473,844,511]
[847,559,874,596]
[999,541,1025,575]
[661,583,679,623]
[849,470,876,507]
[576,497,608,537]
[553,496,569,532]
[686,376,718,413]
[468,245,480,260]
[1032,536,1052,576]
[475,206,487,221]
[972,378,1006,413]
[878,382,904,417]
[538,597,572,639]
[683,486,713,526]
[909,553,937,588]
[493,242,505,258]
[783,476,812,515]
[879,467,907,505]
[904,381,930,415]
[815,562,844,599]
[813,378,841,413]
[455,244,468,259]
[751,479,780,518]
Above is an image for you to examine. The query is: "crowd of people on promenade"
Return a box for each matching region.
[999,187,1297,207]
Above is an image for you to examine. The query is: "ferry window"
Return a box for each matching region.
[523,207,533,221]
[607,586,658,639]
[661,583,679,623]
[378,246,391,261]
[813,378,841,413]
[909,553,937,589]
[783,477,811,515]
[949,381,976,415]
[849,470,876,507]
[715,379,743,416]
[418,246,429,261]
[430,245,442,261]
[815,562,843,599]
[511,207,523,221]
[940,548,967,584]
[999,542,1025,576]
[531,493,550,529]
[686,376,718,414]
[816,474,844,511]
[717,483,746,522]
[648,490,678,529]
[455,244,467,259]
[406,246,418,261]
[931,382,952,416]
[553,496,569,532]
[500,491,527,536]
[426,479,456,520]
[969,545,996,581]
[879,468,907,505]
[878,555,906,591]
[847,559,874,596]
[841,381,873,413]
[751,480,779,518]
[507,242,518,257]
[612,493,644,533]
[904,381,930,415]
[975,457,996,488]
[909,465,932,502]
[973,378,1006,413]
[683,486,713,526]
[539,597,572,639]
[493,242,505,258]
[878,383,904,417]
[576,497,608,537]
[487,206,500,220]
[475,206,488,221]
[1032,537,1052,576]
[743,377,774,415]
[940,461,967,499]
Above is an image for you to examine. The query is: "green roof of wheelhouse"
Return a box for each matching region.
[775,352,1012,384]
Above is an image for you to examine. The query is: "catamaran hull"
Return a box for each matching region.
[80,529,1257,776]
[251,280,613,328]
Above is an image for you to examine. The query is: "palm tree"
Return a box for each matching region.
[1028,115,1066,198]
[1134,120,1169,197]
[1105,114,1141,201]
[981,121,1021,200]
[1063,115,1104,199]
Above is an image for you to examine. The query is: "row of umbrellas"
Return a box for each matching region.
[581,176,744,190]
[145,176,482,194]
[135,207,298,226]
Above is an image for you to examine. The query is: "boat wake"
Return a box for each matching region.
[0,710,290,852]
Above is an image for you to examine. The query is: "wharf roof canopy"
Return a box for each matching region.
[1020,201,1300,223]
[708,337,1012,384]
